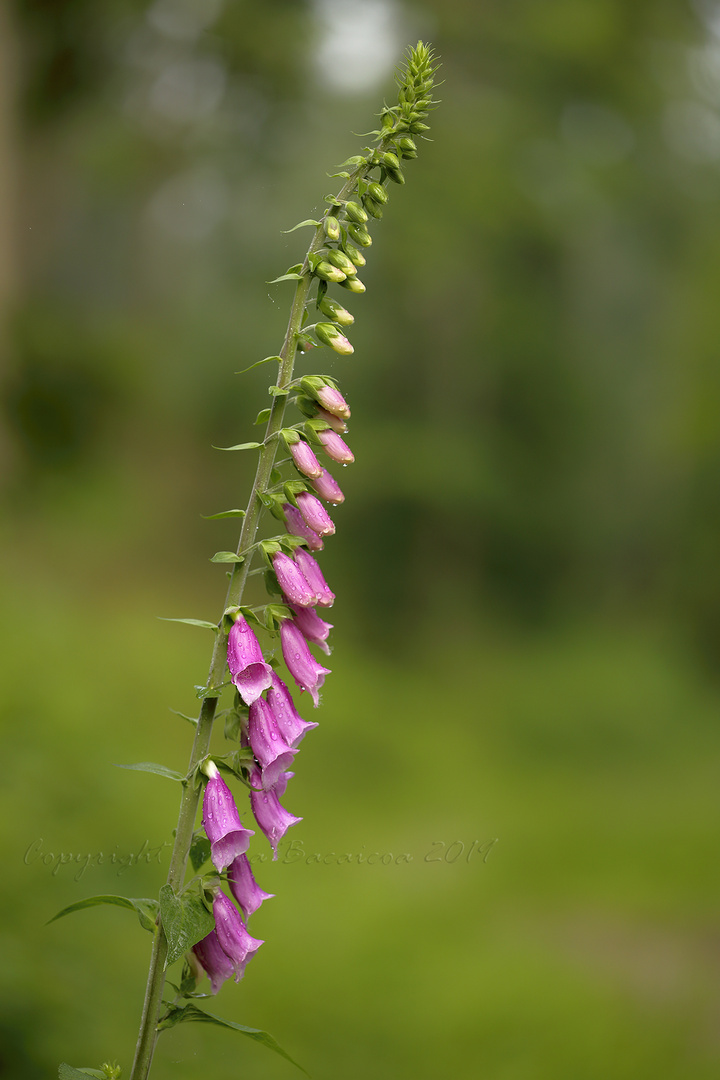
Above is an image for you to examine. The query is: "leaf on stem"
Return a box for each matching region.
[158,617,218,631]
[58,1066,105,1079]
[212,441,262,451]
[201,508,246,519]
[48,895,159,933]
[236,355,282,376]
[210,552,245,563]
[114,762,184,781]
[159,884,215,967]
[156,1004,311,1075]
[281,218,321,233]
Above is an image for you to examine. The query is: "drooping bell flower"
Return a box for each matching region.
[288,438,323,479]
[202,761,254,873]
[317,428,354,464]
[272,551,316,607]
[266,671,318,746]
[311,468,344,504]
[280,619,331,707]
[294,548,335,606]
[227,614,273,706]
[227,853,274,919]
[212,890,264,980]
[248,696,297,790]
[192,929,235,994]
[290,604,333,655]
[249,766,302,859]
[282,502,324,551]
[295,492,335,537]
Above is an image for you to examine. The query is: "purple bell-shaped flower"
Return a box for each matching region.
[202,761,254,872]
[227,614,273,706]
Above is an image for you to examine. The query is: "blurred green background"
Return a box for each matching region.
[2,0,720,1077]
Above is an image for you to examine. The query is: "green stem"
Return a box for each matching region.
[127,169,364,1080]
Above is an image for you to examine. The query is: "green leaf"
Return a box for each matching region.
[268,385,289,397]
[157,1004,311,1075]
[254,408,271,426]
[212,441,262,451]
[59,1066,104,1080]
[267,271,304,284]
[236,355,282,376]
[189,835,212,872]
[210,551,244,564]
[158,617,218,632]
[170,708,198,726]
[48,895,159,933]
[114,762,184,782]
[201,508,246,519]
[159,885,215,967]
[327,170,351,179]
[194,682,227,699]
[281,218,321,233]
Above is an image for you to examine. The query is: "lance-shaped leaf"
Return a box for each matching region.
[201,508,246,520]
[114,762,184,781]
[156,1004,310,1075]
[48,895,159,933]
[58,1066,105,1079]
[281,218,321,233]
[158,617,218,632]
[210,551,245,564]
[236,355,282,376]
[212,441,262,451]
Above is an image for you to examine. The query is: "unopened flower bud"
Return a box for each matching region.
[340,276,366,294]
[367,182,388,204]
[387,167,405,185]
[312,468,344,504]
[409,121,431,133]
[397,136,418,158]
[318,296,354,327]
[344,200,368,224]
[316,406,348,434]
[296,491,335,536]
[326,249,357,276]
[347,223,372,248]
[315,322,354,355]
[324,215,340,241]
[381,151,401,170]
[314,261,346,283]
[318,428,354,464]
[362,196,383,220]
[315,383,351,418]
[288,438,323,478]
[342,241,366,267]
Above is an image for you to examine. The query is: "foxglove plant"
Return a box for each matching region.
[54,41,439,1080]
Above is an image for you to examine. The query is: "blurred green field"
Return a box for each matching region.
[2,548,719,1078]
[3,1,720,1077]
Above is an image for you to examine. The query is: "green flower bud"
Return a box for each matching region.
[340,276,366,294]
[344,200,368,224]
[348,223,372,247]
[381,151,400,171]
[314,261,347,283]
[386,167,405,185]
[318,296,354,326]
[342,241,366,267]
[326,249,358,276]
[315,322,354,355]
[409,121,430,133]
[324,215,341,241]
[362,196,384,220]
[367,182,388,205]
[397,137,417,158]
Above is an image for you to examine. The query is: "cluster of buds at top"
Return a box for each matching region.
[192,42,436,998]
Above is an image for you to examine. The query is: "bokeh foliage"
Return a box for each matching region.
[1,1,719,1078]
